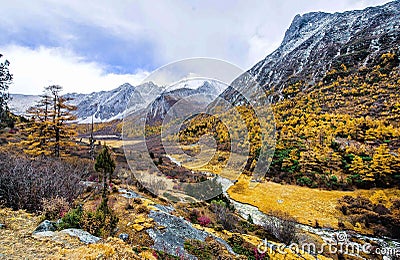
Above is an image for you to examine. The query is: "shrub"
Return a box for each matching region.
[136,204,150,214]
[184,178,222,201]
[87,173,99,182]
[337,195,373,215]
[142,178,167,196]
[208,194,234,211]
[0,150,88,212]
[297,176,312,186]
[392,199,400,210]
[227,234,267,259]
[184,239,214,259]
[89,198,119,237]
[219,211,239,232]
[210,199,226,208]
[210,200,240,232]
[185,237,237,259]
[133,198,142,204]
[240,220,256,233]
[80,207,118,237]
[125,203,134,210]
[189,209,200,223]
[197,215,211,227]
[41,197,70,220]
[58,199,118,237]
[373,204,390,215]
[337,195,400,238]
[58,206,83,230]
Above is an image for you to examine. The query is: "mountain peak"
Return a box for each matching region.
[280,11,330,54]
[245,1,400,99]
[120,82,134,88]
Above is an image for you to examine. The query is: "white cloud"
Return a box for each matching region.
[2,45,149,95]
[0,0,394,95]
[1,1,394,69]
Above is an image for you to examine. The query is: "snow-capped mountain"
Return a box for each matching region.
[9,82,164,123]
[8,94,41,116]
[64,83,143,123]
[147,80,227,124]
[9,80,224,124]
[136,81,164,104]
[219,0,400,105]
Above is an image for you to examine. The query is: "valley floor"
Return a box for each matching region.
[228,175,400,231]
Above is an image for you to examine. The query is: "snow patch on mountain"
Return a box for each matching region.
[147,80,228,123]
[8,94,41,116]
[9,80,225,124]
[220,0,400,104]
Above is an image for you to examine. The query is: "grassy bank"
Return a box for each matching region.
[228,175,400,231]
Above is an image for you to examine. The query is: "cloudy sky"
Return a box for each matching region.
[1,0,393,95]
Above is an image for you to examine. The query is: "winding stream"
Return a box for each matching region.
[216,176,400,259]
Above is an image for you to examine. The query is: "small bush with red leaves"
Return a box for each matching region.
[197,215,211,227]
[41,197,70,220]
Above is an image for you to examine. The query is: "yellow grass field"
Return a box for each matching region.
[170,146,246,180]
[79,138,141,148]
[228,175,400,230]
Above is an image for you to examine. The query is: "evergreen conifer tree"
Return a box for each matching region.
[95,145,116,203]
[0,54,13,128]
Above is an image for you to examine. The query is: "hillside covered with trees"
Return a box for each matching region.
[179,50,400,191]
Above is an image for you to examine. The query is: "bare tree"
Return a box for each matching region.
[261,212,298,244]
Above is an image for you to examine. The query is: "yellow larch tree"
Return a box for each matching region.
[20,85,77,157]
[349,155,373,182]
[371,144,393,185]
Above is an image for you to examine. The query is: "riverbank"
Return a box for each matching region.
[218,176,400,259]
[227,175,400,231]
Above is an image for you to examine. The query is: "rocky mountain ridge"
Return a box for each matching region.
[9,80,226,123]
[220,0,400,104]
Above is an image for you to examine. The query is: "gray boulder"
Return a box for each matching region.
[119,189,143,199]
[118,233,129,242]
[33,220,56,234]
[60,228,100,244]
[32,231,56,238]
[147,210,235,259]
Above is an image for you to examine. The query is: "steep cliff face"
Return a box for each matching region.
[200,1,400,193]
